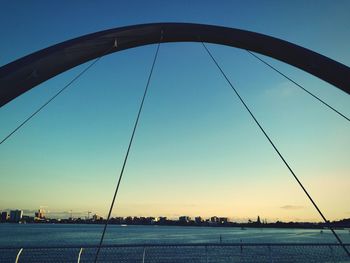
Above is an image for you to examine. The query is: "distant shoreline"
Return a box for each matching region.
[2,211,349,230]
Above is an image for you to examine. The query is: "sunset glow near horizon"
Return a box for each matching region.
[0,1,349,222]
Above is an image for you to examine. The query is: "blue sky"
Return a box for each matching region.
[0,0,349,221]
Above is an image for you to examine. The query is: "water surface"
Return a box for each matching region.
[1,224,349,248]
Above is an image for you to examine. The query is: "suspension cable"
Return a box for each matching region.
[0,45,116,146]
[93,42,161,263]
[246,50,349,122]
[201,42,350,257]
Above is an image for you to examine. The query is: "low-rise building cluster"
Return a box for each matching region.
[0,209,235,226]
[0,210,23,223]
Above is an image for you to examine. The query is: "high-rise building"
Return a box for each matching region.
[1,211,9,222]
[35,208,45,219]
[9,210,23,223]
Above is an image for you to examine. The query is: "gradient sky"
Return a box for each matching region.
[0,0,349,222]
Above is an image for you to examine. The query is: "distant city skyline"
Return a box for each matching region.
[1,206,347,224]
[0,1,349,222]
[0,205,344,223]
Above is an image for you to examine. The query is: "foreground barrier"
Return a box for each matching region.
[1,242,349,263]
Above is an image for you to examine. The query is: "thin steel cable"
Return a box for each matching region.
[0,47,114,146]
[201,42,350,258]
[93,42,161,263]
[246,50,349,122]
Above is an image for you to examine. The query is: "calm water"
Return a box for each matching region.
[1,224,350,248]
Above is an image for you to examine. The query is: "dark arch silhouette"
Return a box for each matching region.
[0,22,349,107]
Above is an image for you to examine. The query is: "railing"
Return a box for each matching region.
[1,242,350,263]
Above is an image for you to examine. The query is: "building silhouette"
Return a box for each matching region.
[35,208,45,220]
[10,210,23,223]
[1,211,9,222]
[179,216,191,223]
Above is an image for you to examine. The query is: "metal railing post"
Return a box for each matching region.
[15,248,23,263]
[77,247,83,263]
[142,246,146,263]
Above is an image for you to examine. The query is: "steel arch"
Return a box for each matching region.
[0,22,349,107]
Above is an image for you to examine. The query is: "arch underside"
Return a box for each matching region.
[0,23,349,107]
